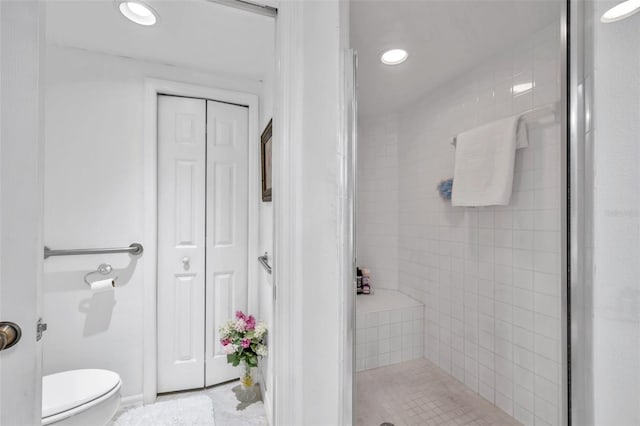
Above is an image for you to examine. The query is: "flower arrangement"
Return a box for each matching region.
[219,311,267,388]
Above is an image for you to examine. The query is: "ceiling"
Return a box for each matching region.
[351,0,560,117]
[45,0,275,81]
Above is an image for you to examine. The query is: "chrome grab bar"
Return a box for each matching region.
[44,243,144,259]
[258,252,272,274]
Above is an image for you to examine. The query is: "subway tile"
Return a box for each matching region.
[479,329,495,351]
[479,346,495,368]
[513,307,534,332]
[534,374,560,405]
[534,313,560,340]
[378,324,390,340]
[495,229,514,247]
[495,354,514,379]
[514,249,534,270]
[514,364,535,391]
[495,336,513,360]
[514,404,535,426]
[534,354,559,384]
[479,381,496,403]
[514,230,534,250]
[495,302,513,323]
[534,333,559,362]
[534,271,560,296]
[496,319,513,341]
[534,396,559,426]
[514,345,535,371]
[534,231,560,253]
[534,251,560,274]
[514,287,534,310]
[378,338,390,354]
[514,268,534,290]
[534,293,560,319]
[465,372,479,392]
[496,390,514,416]
[514,210,535,230]
[495,283,514,304]
[514,384,535,412]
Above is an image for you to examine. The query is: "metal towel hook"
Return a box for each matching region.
[84,263,117,286]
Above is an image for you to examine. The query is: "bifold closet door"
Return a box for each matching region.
[157,95,207,393]
[204,100,249,386]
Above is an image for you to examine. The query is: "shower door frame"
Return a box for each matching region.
[345,2,572,425]
[561,1,571,424]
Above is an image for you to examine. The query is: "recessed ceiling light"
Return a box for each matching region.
[118,1,158,26]
[601,0,640,22]
[380,49,408,65]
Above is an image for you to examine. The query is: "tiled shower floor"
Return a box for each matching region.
[356,358,521,426]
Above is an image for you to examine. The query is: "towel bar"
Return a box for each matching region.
[451,102,559,146]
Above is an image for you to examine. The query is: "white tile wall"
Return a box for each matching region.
[356,304,424,372]
[393,22,563,426]
[357,114,399,290]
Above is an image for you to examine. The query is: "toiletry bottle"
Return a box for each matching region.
[362,267,370,294]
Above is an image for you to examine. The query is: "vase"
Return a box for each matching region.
[239,360,257,390]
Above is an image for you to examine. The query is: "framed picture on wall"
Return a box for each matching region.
[261,119,273,202]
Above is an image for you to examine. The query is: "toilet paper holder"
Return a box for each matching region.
[84,263,117,286]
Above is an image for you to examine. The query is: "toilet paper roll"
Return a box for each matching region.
[90,278,115,292]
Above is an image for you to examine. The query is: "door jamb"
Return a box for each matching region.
[142,78,260,403]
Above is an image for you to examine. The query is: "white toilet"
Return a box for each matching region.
[42,369,121,426]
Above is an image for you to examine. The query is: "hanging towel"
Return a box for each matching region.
[451,115,528,207]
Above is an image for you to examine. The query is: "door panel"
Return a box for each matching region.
[0,1,43,424]
[205,101,249,386]
[157,95,207,393]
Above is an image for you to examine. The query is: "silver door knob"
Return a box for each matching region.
[0,322,21,351]
[182,257,191,271]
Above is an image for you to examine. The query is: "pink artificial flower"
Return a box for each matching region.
[235,310,246,321]
[241,338,251,349]
[220,338,231,346]
[234,318,246,332]
[246,315,256,331]
[223,344,237,355]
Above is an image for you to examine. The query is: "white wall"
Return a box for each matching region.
[257,38,275,418]
[271,0,346,424]
[298,2,343,422]
[42,45,262,399]
[589,2,640,424]
[393,22,563,426]
[356,115,399,290]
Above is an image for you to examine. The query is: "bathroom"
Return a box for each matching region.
[28,0,276,424]
[1,0,640,425]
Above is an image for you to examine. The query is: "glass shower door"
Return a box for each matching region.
[570,0,640,424]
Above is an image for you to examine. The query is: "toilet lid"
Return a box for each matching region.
[42,369,121,418]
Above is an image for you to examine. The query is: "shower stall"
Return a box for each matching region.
[352,1,567,425]
[349,0,640,425]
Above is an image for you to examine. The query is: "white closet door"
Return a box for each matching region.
[157,95,207,393]
[205,100,249,386]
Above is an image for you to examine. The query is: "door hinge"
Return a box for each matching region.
[36,318,48,342]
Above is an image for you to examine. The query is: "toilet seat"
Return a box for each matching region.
[42,369,121,425]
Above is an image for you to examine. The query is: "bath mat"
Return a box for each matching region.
[114,395,215,426]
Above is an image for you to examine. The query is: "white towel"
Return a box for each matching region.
[451,115,528,207]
